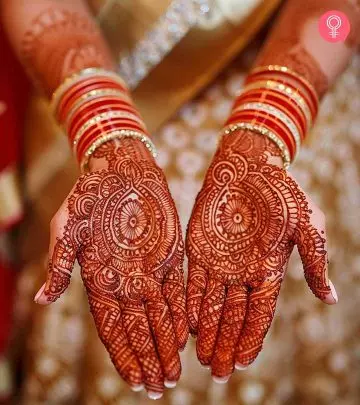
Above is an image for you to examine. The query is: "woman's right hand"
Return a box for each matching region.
[34,139,188,398]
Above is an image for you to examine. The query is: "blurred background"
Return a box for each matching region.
[0,0,359,404]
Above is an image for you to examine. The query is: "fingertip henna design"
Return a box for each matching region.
[186,129,330,375]
[87,296,143,386]
[196,279,226,366]
[210,285,247,377]
[46,140,186,391]
[293,207,331,301]
[186,263,207,335]
[162,253,189,350]
[45,233,78,302]
[235,277,282,367]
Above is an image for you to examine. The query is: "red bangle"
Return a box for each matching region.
[75,123,147,163]
[233,90,306,139]
[51,69,152,167]
[75,119,147,152]
[68,103,141,141]
[226,110,297,160]
[245,72,317,120]
[66,97,142,130]
[56,75,129,118]
[58,82,128,123]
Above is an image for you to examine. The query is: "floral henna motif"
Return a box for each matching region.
[43,140,188,393]
[186,130,334,378]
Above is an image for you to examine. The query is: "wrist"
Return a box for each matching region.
[50,68,156,172]
[88,138,155,172]
[219,128,284,168]
[224,65,319,169]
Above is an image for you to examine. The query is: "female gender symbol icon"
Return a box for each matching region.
[319,10,350,43]
[326,15,342,38]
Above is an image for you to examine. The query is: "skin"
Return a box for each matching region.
[186,130,337,380]
[186,0,360,383]
[1,0,188,399]
[255,0,360,98]
[37,139,188,396]
[2,0,359,395]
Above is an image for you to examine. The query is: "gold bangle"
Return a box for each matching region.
[50,67,127,115]
[64,92,134,132]
[242,80,313,131]
[80,130,157,173]
[72,111,146,152]
[61,88,132,124]
[232,102,301,160]
[251,65,319,106]
[220,122,291,169]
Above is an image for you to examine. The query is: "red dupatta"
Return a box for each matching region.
[0,26,28,365]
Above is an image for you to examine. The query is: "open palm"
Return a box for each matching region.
[186,131,337,380]
[35,141,188,396]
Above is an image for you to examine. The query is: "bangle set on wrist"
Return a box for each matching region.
[51,65,317,171]
[223,65,319,169]
[51,67,157,172]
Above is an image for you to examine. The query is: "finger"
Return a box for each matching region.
[35,208,78,305]
[235,277,281,369]
[295,199,338,305]
[211,285,247,381]
[145,294,181,387]
[186,262,207,335]
[196,278,226,366]
[122,301,164,399]
[162,264,188,350]
[88,294,143,391]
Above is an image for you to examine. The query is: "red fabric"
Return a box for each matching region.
[0,26,29,171]
[0,26,29,355]
[0,260,16,354]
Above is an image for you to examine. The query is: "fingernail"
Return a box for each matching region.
[164,379,177,388]
[34,283,46,303]
[147,391,163,400]
[131,384,144,392]
[329,279,338,303]
[212,375,230,384]
[201,364,210,370]
[235,362,248,371]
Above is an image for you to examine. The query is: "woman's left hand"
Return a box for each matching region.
[185,129,338,381]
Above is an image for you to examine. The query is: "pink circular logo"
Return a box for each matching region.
[319,10,351,43]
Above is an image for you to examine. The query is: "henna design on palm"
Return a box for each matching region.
[36,141,188,395]
[186,130,337,380]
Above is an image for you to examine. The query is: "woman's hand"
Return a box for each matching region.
[185,130,337,380]
[34,139,188,397]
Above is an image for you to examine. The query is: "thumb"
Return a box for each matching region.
[294,197,338,305]
[34,207,77,305]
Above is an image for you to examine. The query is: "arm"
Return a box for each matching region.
[186,0,360,381]
[1,0,188,398]
[254,0,360,98]
[1,0,114,96]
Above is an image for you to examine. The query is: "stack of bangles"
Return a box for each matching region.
[223,65,319,169]
[50,67,157,172]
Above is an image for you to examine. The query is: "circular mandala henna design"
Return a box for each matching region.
[186,129,334,379]
[43,141,188,394]
[190,153,291,284]
[219,195,254,236]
